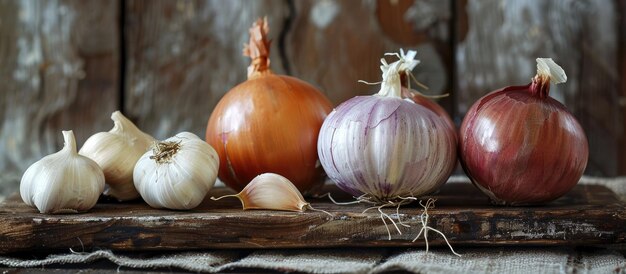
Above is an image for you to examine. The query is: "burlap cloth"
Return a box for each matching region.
[1,176,625,273]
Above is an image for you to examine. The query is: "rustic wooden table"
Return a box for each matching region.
[1,183,624,254]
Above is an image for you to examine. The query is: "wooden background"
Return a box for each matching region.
[1,0,624,199]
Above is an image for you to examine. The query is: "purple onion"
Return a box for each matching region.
[317,56,457,202]
[459,58,588,205]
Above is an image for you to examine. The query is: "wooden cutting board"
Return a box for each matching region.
[0,183,624,254]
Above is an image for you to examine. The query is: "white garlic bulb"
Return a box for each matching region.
[79,111,155,201]
[133,132,219,210]
[20,131,105,214]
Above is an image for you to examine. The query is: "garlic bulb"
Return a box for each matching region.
[133,132,219,210]
[212,173,310,212]
[20,131,105,214]
[79,111,155,201]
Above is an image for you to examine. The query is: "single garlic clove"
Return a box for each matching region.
[20,131,105,214]
[231,173,310,212]
[80,111,155,201]
[133,132,219,210]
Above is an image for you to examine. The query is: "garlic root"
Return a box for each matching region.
[133,132,219,210]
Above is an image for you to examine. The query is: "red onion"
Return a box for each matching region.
[459,58,588,205]
[317,52,457,202]
[403,90,456,134]
[397,50,456,135]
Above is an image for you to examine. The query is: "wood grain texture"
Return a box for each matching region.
[285,0,451,107]
[0,0,119,200]
[619,0,626,174]
[124,0,290,140]
[0,183,623,254]
[124,0,452,140]
[455,0,622,176]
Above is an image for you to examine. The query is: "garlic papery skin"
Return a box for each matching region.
[20,131,105,214]
[79,111,155,201]
[213,173,309,212]
[133,132,219,210]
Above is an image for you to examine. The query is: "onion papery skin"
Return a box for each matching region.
[318,95,457,201]
[459,85,588,205]
[403,87,457,137]
[206,74,332,193]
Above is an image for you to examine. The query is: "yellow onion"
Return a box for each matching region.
[206,18,332,193]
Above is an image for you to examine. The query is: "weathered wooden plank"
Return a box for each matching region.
[455,0,622,176]
[124,0,453,140]
[0,183,623,253]
[619,0,626,174]
[0,0,119,200]
[124,0,290,140]
[285,0,452,108]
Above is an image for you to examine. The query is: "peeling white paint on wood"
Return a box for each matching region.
[0,0,119,200]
